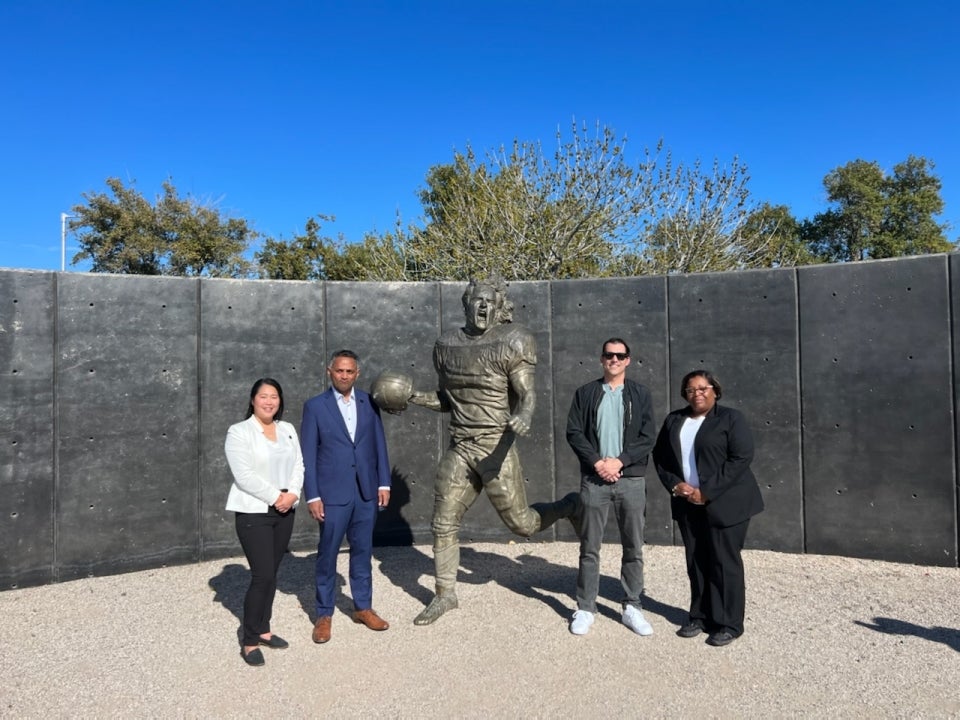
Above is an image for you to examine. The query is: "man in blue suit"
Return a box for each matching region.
[301,349,392,644]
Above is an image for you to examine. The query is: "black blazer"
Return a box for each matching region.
[653,403,764,528]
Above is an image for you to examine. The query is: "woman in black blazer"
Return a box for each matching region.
[652,370,763,647]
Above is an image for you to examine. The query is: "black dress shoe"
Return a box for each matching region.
[706,631,736,647]
[677,621,705,638]
[242,648,265,666]
[259,634,289,649]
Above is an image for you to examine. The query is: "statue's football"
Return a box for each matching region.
[370,370,414,413]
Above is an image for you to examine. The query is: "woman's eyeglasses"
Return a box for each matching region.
[684,386,713,396]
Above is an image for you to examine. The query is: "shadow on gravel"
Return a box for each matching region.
[208,553,351,633]
[854,617,960,652]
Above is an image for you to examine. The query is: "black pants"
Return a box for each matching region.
[676,505,751,636]
[235,508,295,647]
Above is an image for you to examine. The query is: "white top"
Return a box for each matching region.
[679,415,706,488]
[224,415,304,513]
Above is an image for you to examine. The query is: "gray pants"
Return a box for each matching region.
[576,475,646,613]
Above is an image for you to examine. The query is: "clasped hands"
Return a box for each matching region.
[273,491,297,513]
[672,482,706,505]
[594,457,623,483]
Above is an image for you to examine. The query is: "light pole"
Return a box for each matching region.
[60,212,75,272]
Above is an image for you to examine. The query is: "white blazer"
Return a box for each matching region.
[224,415,304,513]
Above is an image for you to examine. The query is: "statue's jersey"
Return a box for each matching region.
[433,323,537,439]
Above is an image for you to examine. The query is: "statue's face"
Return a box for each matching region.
[464,285,499,334]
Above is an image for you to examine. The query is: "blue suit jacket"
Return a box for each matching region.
[300,387,392,505]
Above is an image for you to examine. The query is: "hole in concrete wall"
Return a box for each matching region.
[161,304,167,308]
[89,504,95,510]
[88,368,95,373]
[11,369,17,374]
[10,512,17,518]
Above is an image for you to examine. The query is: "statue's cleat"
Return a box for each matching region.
[413,593,459,626]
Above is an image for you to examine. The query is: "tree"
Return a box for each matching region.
[363,122,806,281]
[385,120,661,281]
[255,216,406,281]
[802,156,953,262]
[71,177,254,276]
[739,203,815,268]
[256,216,332,280]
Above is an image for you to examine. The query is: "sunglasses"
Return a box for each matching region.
[601,352,629,361]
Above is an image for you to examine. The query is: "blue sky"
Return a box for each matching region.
[2,1,957,272]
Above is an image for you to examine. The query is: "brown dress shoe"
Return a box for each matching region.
[352,608,389,631]
[312,616,332,643]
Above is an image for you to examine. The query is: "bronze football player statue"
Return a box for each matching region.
[375,276,581,625]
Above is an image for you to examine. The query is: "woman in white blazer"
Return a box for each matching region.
[224,378,304,667]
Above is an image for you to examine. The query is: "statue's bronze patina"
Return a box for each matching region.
[400,276,580,625]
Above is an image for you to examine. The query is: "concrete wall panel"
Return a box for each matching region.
[198,279,326,558]
[0,271,56,588]
[952,254,960,558]
[56,274,200,580]
[799,257,955,565]
[550,277,671,544]
[667,268,803,552]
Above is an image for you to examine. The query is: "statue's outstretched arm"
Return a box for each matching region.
[409,389,450,413]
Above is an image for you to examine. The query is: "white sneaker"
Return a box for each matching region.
[622,605,654,636]
[569,610,595,635]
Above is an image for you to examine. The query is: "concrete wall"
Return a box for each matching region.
[1,255,957,589]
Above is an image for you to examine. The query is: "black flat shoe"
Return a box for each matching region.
[706,631,736,647]
[259,634,289,649]
[242,648,265,666]
[677,621,705,638]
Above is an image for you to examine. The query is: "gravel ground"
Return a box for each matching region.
[2,541,959,719]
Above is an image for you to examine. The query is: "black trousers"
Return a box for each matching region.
[676,505,751,636]
[235,508,295,647]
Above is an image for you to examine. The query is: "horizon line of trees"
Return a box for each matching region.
[68,121,956,281]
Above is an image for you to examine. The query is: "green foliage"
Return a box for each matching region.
[71,178,254,276]
[255,216,331,280]
[386,121,661,280]
[802,156,953,262]
[255,216,406,281]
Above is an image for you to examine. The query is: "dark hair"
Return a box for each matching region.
[329,349,360,366]
[246,378,285,421]
[680,369,722,400]
[602,337,631,356]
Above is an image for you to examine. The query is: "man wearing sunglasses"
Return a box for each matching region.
[565,338,657,636]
